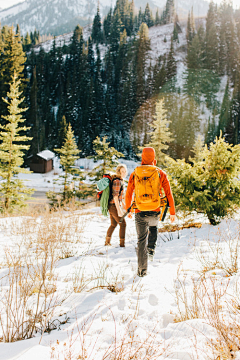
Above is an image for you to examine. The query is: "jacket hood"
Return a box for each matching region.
[141,147,156,165]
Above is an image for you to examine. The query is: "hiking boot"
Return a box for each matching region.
[105,237,111,246]
[147,248,155,262]
[120,238,125,247]
[137,269,147,277]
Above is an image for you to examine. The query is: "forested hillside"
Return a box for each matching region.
[0,0,210,36]
[0,0,239,161]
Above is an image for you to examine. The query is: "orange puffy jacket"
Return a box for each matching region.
[125,167,175,216]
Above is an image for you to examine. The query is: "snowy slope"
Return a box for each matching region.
[0,207,240,359]
[0,0,210,36]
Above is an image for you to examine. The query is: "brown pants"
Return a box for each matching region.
[106,203,126,240]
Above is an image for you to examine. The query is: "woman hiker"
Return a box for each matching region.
[105,164,128,247]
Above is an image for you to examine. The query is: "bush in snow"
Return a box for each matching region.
[167,133,240,225]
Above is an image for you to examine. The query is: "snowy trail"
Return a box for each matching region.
[0,210,240,359]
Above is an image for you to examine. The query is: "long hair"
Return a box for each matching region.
[115,164,127,179]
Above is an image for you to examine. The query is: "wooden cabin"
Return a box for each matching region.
[29,150,55,173]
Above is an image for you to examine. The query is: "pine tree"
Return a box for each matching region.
[91,4,104,43]
[227,77,240,145]
[135,23,151,107]
[218,80,231,136]
[187,34,202,69]
[143,3,154,28]
[173,24,179,42]
[54,123,80,201]
[161,0,175,25]
[155,9,160,26]
[145,99,172,167]
[166,37,177,80]
[167,133,240,225]
[205,1,219,71]
[0,26,26,117]
[23,32,32,52]
[103,8,113,42]
[57,115,68,149]
[28,66,45,156]
[89,136,124,181]
[186,8,195,46]
[0,73,34,211]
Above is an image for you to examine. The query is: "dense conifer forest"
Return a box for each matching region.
[0,0,239,160]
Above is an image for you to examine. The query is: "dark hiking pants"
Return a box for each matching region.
[135,211,160,274]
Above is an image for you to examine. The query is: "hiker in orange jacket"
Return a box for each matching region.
[125,147,176,277]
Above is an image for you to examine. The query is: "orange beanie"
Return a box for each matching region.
[141,147,156,165]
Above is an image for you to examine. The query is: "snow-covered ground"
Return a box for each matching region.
[0,206,240,359]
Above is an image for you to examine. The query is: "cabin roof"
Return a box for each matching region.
[37,150,55,161]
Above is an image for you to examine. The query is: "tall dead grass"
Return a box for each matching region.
[0,210,87,342]
[173,222,240,359]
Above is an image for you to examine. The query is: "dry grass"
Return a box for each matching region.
[50,309,168,360]
[71,260,125,295]
[196,224,240,277]
[172,223,240,359]
[0,210,87,342]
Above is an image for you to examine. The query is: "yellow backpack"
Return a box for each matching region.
[134,165,161,211]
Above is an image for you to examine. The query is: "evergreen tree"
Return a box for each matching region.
[227,77,240,145]
[28,66,45,155]
[187,34,202,69]
[161,0,175,25]
[166,37,177,80]
[167,133,240,225]
[54,123,80,201]
[91,4,104,43]
[173,24,179,42]
[23,32,32,52]
[143,3,154,28]
[57,115,68,149]
[155,9,161,26]
[135,23,151,107]
[218,80,231,136]
[16,24,20,35]
[186,8,195,46]
[0,26,26,117]
[89,136,124,181]
[103,8,113,42]
[205,1,219,70]
[0,74,34,211]
[145,99,172,167]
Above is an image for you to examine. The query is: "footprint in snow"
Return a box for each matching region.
[148,294,159,306]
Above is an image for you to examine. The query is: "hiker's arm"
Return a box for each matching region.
[112,179,124,217]
[114,196,123,217]
[160,170,176,222]
[125,173,134,210]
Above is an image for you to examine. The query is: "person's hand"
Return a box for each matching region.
[170,215,176,223]
[127,212,132,219]
[118,210,124,218]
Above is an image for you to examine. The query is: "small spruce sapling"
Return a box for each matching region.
[89,136,124,181]
[167,133,240,225]
[145,98,172,167]
[0,73,34,211]
[47,124,84,206]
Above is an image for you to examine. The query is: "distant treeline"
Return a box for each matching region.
[186,3,240,145]
[23,0,177,158]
